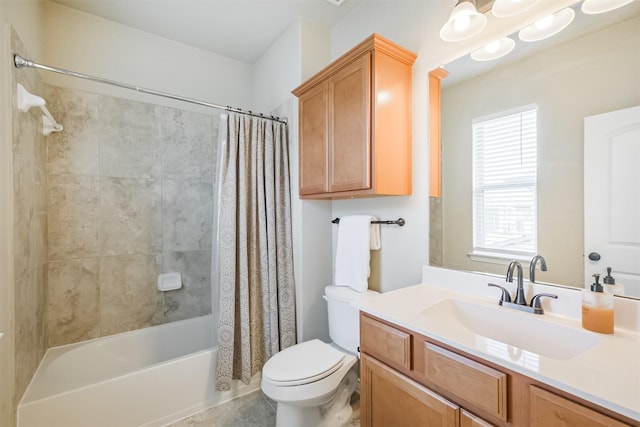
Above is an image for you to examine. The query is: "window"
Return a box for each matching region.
[472,105,537,258]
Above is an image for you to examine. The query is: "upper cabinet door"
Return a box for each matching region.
[328,53,372,193]
[298,82,328,196]
[293,33,416,199]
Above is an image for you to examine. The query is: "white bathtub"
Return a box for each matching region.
[18,315,261,427]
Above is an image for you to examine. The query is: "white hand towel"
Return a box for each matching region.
[369,222,381,250]
[335,215,380,292]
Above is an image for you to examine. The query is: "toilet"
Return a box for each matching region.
[261,285,377,427]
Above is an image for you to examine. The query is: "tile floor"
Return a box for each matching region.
[168,391,361,427]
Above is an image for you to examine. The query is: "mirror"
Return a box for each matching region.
[429,2,640,298]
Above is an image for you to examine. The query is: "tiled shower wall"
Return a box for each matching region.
[11,28,48,409]
[46,86,217,347]
[429,196,443,267]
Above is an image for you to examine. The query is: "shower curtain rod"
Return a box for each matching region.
[13,54,287,124]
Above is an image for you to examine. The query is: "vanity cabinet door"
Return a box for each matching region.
[361,354,460,427]
[530,386,631,427]
[460,409,495,427]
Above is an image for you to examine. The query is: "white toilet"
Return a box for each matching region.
[261,285,377,427]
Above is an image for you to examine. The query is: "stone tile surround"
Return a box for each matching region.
[46,86,218,346]
[11,28,49,411]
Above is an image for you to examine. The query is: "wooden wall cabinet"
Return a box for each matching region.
[360,313,636,427]
[293,34,416,199]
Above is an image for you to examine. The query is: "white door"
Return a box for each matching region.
[584,105,640,297]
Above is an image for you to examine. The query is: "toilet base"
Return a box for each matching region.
[275,402,354,427]
[274,364,358,427]
[275,404,323,427]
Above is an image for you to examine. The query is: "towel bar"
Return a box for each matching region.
[331,217,405,226]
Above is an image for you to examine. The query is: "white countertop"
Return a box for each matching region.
[353,267,640,422]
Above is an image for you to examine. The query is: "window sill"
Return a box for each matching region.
[468,250,533,266]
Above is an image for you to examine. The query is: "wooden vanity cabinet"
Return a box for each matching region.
[360,312,637,427]
[529,386,630,427]
[361,313,497,426]
[292,34,416,199]
[361,354,459,427]
[461,409,495,427]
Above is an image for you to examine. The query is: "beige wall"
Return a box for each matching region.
[440,16,640,286]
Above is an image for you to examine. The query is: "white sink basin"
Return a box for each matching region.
[421,299,601,360]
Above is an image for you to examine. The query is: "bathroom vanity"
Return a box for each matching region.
[355,267,640,426]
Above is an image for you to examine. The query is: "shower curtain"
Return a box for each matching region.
[215,112,296,391]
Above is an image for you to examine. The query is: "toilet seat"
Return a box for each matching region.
[262,339,345,386]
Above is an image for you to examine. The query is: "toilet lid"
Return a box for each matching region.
[262,339,345,386]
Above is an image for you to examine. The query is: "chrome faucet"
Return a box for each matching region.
[488,258,558,315]
[529,255,547,284]
[506,261,527,305]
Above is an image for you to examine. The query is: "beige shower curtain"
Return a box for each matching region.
[215,112,296,391]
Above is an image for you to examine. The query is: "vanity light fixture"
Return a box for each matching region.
[518,7,575,42]
[440,0,488,42]
[492,0,539,18]
[471,37,516,61]
[581,0,635,14]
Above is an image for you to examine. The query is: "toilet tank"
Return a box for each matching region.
[325,286,378,355]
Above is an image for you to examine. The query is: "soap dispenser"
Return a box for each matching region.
[603,267,624,295]
[582,274,614,334]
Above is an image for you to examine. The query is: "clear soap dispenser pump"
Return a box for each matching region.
[582,273,614,334]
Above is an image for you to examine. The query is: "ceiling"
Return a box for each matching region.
[50,0,367,64]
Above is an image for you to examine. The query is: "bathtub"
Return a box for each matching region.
[18,315,261,427]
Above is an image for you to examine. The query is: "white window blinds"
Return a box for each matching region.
[472,106,537,256]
